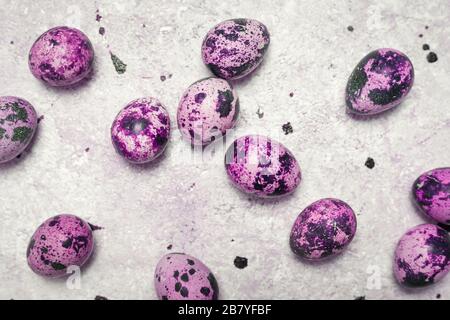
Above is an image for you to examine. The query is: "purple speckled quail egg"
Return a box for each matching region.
[394,224,450,287]
[177,77,239,145]
[0,96,38,163]
[202,19,270,80]
[290,198,357,260]
[111,97,170,164]
[154,253,219,300]
[413,168,450,225]
[29,26,94,87]
[345,48,414,115]
[27,214,94,277]
[224,135,301,198]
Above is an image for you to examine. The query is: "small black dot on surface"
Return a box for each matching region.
[95,295,108,300]
[160,75,166,82]
[347,25,354,32]
[99,27,105,35]
[436,294,441,299]
[427,52,438,63]
[422,44,430,50]
[419,34,423,38]
[289,92,294,97]
[425,25,429,30]
[282,122,293,135]
[10,41,14,45]
[234,256,248,269]
[365,157,375,169]
[167,244,173,250]
[354,296,365,300]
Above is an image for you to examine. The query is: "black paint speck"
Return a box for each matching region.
[422,44,430,51]
[10,41,14,45]
[347,25,354,32]
[95,14,102,22]
[85,147,90,152]
[95,295,108,300]
[99,27,105,36]
[419,34,423,38]
[37,115,44,123]
[256,107,264,119]
[234,256,248,269]
[427,52,438,63]
[289,92,294,97]
[436,294,441,299]
[355,296,366,300]
[425,25,429,30]
[160,75,166,82]
[110,53,127,74]
[167,244,173,250]
[282,122,293,135]
[365,157,375,169]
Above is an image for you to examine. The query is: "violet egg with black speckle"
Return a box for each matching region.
[224,135,301,198]
[0,96,38,163]
[177,77,239,146]
[202,18,270,80]
[394,224,450,287]
[413,168,450,225]
[346,48,414,115]
[27,214,94,277]
[29,26,94,87]
[111,97,170,164]
[154,253,219,300]
[290,198,357,260]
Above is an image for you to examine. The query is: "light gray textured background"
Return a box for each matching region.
[0,0,449,300]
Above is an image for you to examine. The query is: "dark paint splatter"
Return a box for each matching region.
[256,107,264,119]
[110,53,127,74]
[289,92,294,97]
[365,157,375,169]
[167,244,173,250]
[282,122,293,135]
[234,256,248,269]
[427,52,438,63]
[94,295,108,300]
[355,296,365,300]
[85,147,90,152]
[422,44,430,51]
[99,27,105,36]
[347,25,354,32]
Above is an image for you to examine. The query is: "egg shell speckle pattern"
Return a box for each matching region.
[154,253,219,300]
[413,168,450,225]
[290,198,357,260]
[177,77,239,145]
[202,19,270,80]
[27,214,94,277]
[111,97,170,164]
[224,135,301,198]
[345,48,414,115]
[394,224,450,287]
[0,96,38,163]
[29,26,94,87]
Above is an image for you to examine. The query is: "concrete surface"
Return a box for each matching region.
[0,0,449,300]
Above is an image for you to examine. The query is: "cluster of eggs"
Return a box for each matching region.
[1,16,447,299]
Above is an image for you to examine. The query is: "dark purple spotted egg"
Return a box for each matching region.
[111,97,170,164]
[394,224,450,287]
[413,168,450,225]
[225,135,301,198]
[0,96,38,163]
[290,198,357,260]
[177,77,239,145]
[29,26,94,87]
[202,19,270,80]
[27,214,94,277]
[154,253,219,300]
[346,48,414,115]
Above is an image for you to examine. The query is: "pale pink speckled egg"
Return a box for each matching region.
[111,97,170,164]
[27,214,94,278]
[29,26,94,87]
[154,253,219,300]
[345,48,414,115]
[177,77,239,145]
[394,224,450,287]
[224,135,301,198]
[202,19,270,80]
[290,198,357,260]
[0,96,38,163]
